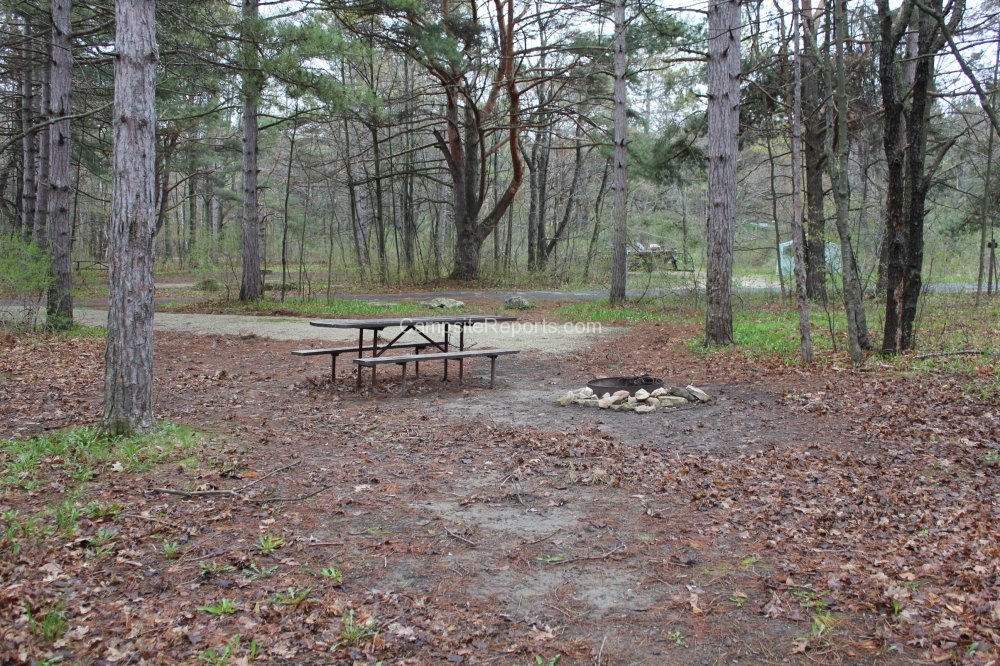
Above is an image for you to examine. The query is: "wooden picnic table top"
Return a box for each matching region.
[309,314,517,330]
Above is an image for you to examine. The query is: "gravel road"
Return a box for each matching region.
[71,307,618,354]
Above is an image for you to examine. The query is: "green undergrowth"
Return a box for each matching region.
[552,299,698,324]
[697,293,999,379]
[1,423,207,558]
[169,296,458,318]
[0,422,203,492]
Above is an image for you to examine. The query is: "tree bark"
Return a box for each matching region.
[790,0,813,363]
[878,0,956,353]
[103,0,158,435]
[45,0,73,331]
[827,0,870,361]
[705,0,740,345]
[34,45,50,248]
[801,0,827,303]
[20,13,37,242]
[239,0,263,302]
[609,0,628,306]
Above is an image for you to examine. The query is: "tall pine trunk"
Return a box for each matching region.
[705,0,740,345]
[20,13,37,241]
[609,0,628,305]
[45,0,74,331]
[103,0,158,435]
[239,0,263,302]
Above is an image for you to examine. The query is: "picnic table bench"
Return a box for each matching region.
[354,348,519,391]
[292,342,437,382]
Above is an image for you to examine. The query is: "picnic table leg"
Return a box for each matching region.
[458,324,467,384]
[331,353,337,384]
[443,323,450,381]
[356,330,364,390]
[414,347,420,377]
[489,355,497,388]
[399,361,408,394]
[370,330,379,389]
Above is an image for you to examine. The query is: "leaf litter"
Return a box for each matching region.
[1,323,998,664]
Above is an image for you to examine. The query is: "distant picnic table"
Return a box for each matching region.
[295,314,519,391]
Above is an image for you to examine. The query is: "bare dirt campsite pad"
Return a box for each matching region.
[2,319,1000,665]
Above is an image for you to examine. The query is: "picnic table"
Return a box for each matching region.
[300,314,519,390]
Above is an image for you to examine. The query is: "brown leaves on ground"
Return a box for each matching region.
[1,323,998,664]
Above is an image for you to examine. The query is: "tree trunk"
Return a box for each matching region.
[975,48,998,305]
[609,0,628,306]
[369,122,388,283]
[584,157,611,281]
[790,0,813,363]
[543,124,584,262]
[45,0,74,331]
[705,0,740,345]
[827,0,870,361]
[34,50,50,248]
[526,135,540,271]
[103,0,158,436]
[20,13,37,242]
[801,0,827,303]
[899,9,936,350]
[878,0,955,353]
[239,0,263,302]
[280,121,296,302]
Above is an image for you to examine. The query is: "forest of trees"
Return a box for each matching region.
[2,0,999,339]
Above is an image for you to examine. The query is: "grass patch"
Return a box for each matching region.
[552,299,697,324]
[0,422,204,490]
[163,295,449,318]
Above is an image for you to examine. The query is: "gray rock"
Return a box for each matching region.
[634,404,657,414]
[686,385,711,402]
[421,297,465,309]
[504,295,532,310]
[669,386,698,401]
[558,391,576,406]
[634,388,650,401]
[659,395,689,408]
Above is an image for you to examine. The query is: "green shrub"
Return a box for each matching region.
[0,235,52,331]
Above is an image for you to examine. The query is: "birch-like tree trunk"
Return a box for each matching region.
[103,0,158,435]
[45,0,74,331]
[826,0,870,361]
[609,0,628,305]
[790,0,813,363]
[705,0,740,345]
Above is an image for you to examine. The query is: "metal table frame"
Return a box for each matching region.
[309,315,516,388]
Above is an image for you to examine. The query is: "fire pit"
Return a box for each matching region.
[587,374,665,397]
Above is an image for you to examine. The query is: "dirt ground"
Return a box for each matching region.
[2,315,1000,665]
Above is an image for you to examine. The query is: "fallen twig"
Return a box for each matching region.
[250,484,334,504]
[521,528,561,546]
[912,349,987,360]
[547,543,626,565]
[444,527,477,547]
[150,461,309,502]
